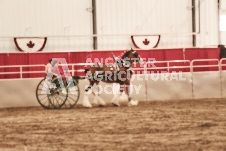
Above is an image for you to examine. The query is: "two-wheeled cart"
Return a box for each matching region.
[36,76,80,109]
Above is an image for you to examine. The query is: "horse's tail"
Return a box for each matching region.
[72,68,89,83]
[85,68,89,73]
[72,75,85,84]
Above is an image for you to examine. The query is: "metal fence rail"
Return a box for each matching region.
[0,59,226,79]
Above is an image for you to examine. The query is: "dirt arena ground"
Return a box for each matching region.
[0,99,226,151]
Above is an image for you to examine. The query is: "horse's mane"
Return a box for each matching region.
[121,51,131,60]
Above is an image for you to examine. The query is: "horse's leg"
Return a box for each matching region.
[111,83,124,107]
[82,80,94,108]
[125,80,138,106]
[93,82,106,106]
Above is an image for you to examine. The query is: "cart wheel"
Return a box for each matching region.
[60,77,80,109]
[36,78,55,109]
[48,77,68,109]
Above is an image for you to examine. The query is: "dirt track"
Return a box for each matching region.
[0,99,226,151]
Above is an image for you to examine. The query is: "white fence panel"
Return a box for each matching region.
[220,71,226,98]
[130,74,146,101]
[192,71,221,99]
[1,59,226,108]
[0,78,41,108]
[146,72,193,101]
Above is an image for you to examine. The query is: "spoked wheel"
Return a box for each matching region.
[36,76,80,109]
[48,77,68,109]
[36,78,55,109]
[60,76,80,109]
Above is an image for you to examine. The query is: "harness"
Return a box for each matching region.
[112,53,134,74]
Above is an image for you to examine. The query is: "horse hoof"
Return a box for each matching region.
[98,99,106,106]
[82,103,92,108]
[82,94,92,108]
[99,103,106,107]
[128,100,138,106]
[112,103,120,107]
[83,105,92,108]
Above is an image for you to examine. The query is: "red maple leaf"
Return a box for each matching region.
[27,41,35,48]
[143,38,150,45]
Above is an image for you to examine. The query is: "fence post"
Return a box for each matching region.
[167,62,170,73]
[20,66,23,79]
[72,65,74,76]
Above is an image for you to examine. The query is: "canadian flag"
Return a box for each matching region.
[131,35,160,49]
[14,37,47,52]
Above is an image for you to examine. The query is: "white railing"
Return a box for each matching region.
[145,60,191,73]
[0,59,226,79]
[219,58,226,70]
[191,59,220,72]
[61,63,94,76]
[0,64,46,79]
[0,63,97,79]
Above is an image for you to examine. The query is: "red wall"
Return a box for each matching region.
[0,48,220,79]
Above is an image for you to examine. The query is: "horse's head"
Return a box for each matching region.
[122,48,143,65]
